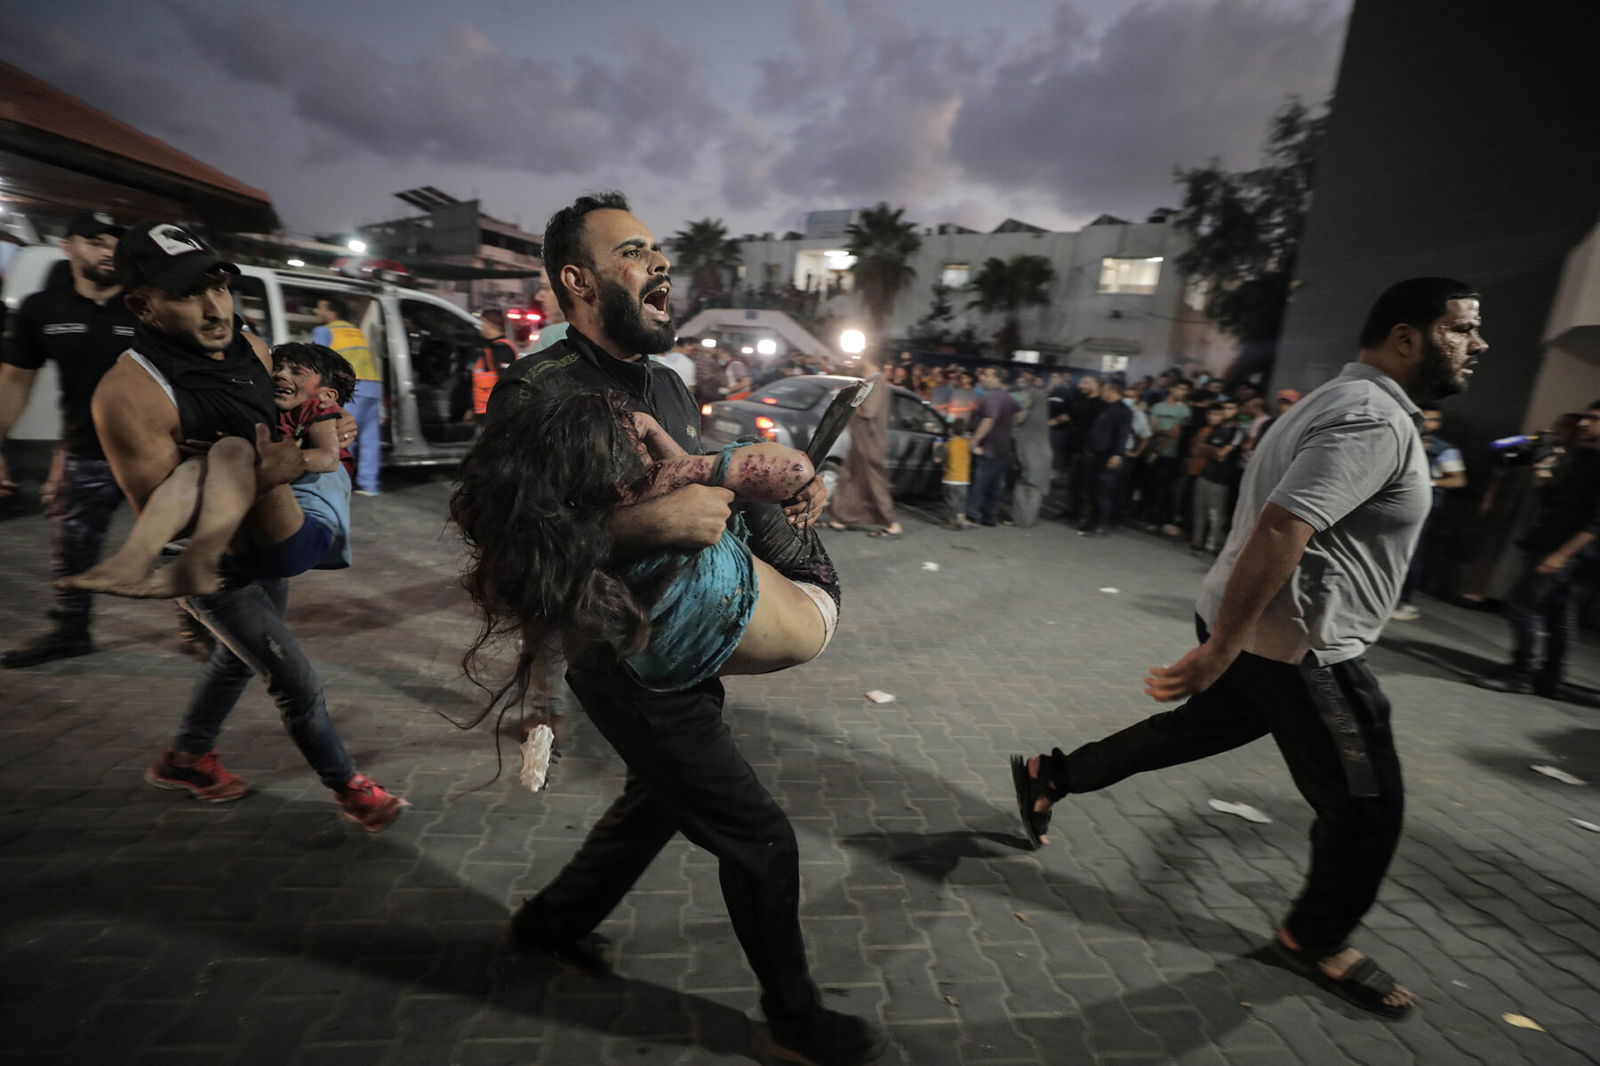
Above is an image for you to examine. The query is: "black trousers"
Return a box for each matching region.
[1055,624,1404,956]
[525,673,821,1026]
[47,455,124,629]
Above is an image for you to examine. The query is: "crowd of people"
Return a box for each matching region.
[3,190,1597,1064]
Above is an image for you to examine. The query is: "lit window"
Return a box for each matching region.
[1098,257,1162,295]
[1099,354,1130,373]
[940,263,971,288]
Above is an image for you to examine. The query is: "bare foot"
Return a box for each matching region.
[102,561,222,600]
[58,552,154,592]
[1277,930,1415,1011]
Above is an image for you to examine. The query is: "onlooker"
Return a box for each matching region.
[1390,408,1466,620]
[655,334,699,391]
[468,310,518,422]
[1472,402,1600,699]
[947,371,978,427]
[1079,379,1133,535]
[690,339,721,407]
[0,212,158,668]
[966,366,1020,527]
[529,282,569,354]
[943,417,972,529]
[827,348,900,537]
[1190,400,1244,554]
[1141,382,1191,530]
[719,347,751,401]
[1058,373,1103,520]
[313,295,383,496]
[1011,371,1052,527]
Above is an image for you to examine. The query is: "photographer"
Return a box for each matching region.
[1473,403,1600,701]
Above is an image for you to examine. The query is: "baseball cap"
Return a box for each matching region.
[114,220,239,294]
[1276,388,1302,402]
[64,211,125,239]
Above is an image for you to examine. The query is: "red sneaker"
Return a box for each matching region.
[144,749,250,803]
[335,774,407,833]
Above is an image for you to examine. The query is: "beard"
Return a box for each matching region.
[82,262,119,287]
[1417,333,1468,403]
[597,275,675,357]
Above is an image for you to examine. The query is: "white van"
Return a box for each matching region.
[3,245,486,467]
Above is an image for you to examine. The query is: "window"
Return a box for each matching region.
[402,298,482,444]
[891,390,944,435]
[940,262,971,288]
[1098,354,1130,373]
[1098,257,1163,295]
[231,275,273,345]
[753,377,828,410]
[280,285,378,344]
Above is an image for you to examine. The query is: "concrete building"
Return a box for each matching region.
[358,188,543,311]
[735,213,1232,377]
[1274,1,1600,459]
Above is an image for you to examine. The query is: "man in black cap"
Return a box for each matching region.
[86,220,403,831]
[0,212,160,667]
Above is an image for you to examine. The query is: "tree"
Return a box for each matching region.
[669,218,741,312]
[967,254,1056,355]
[1172,97,1329,381]
[844,203,922,336]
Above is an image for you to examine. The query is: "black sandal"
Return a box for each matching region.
[1270,939,1414,1019]
[1009,749,1068,850]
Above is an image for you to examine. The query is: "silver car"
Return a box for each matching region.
[700,375,948,498]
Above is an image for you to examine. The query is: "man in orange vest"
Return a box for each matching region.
[470,309,518,421]
[313,296,382,495]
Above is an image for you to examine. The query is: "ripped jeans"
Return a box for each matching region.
[175,572,356,789]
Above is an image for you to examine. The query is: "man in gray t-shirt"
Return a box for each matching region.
[1011,278,1487,1021]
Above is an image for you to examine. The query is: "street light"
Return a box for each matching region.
[740,346,754,355]
[701,338,717,349]
[756,338,777,356]
[347,238,367,254]
[839,329,866,354]
[286,258,305,268]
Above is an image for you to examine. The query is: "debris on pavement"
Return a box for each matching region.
[1013,912,1030,924]
[922,561,941,571]
[865,690,896,704]
[1501,1013,1546,1032]
[943,995,959,1007]
[518,723,557,793]
[1531,764,1587,785]
[1099,586,1120,594]
[1571,818,1600,833]
[1208,799,1273,824]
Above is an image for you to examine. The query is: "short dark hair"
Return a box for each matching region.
[318,295,350,319]
[676,334,700,348]
[1358,277,1479,350]
[950,417,969,434]
[479,308,505,331]
[272,342,357,405]
[543,191,631,315]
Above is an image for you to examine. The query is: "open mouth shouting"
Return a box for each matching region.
[642,280,671,323]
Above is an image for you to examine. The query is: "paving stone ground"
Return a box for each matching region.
[1,472,1597,1066]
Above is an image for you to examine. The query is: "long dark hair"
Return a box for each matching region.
[451,389,666,729]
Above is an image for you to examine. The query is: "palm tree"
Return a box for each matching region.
[669,218,741,312]
[844,203,922,336]
[967,254,1056,355]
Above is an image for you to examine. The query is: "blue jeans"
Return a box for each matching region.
[1506,550,1582,681]
[176,573,355,788]
[966,455,1010,524]
[47,455,125,628]
[350,379,383,493]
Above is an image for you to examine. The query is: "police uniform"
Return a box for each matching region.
[1,213,139,665]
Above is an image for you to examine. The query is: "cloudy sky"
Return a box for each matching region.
[3,0,1351,240]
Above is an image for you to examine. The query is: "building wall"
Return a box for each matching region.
[736,220,1233,377]
[1273,0,1600,461]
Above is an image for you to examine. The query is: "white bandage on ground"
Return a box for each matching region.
[793,582,839,662]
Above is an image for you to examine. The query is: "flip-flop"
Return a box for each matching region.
[1010,755,1053,849]
[866,528,902,538]
[1269,939,1414,1019]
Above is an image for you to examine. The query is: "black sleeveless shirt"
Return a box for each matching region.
[132,318,277,441]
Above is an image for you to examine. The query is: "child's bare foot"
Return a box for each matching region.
[58,553,156,592]
[101,560,222,600]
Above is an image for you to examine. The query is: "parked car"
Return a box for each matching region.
[699,374,948,498]
[2,244,486,468]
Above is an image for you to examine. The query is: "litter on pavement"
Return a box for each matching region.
[1501,1013,1546,1032]
[1571,818,1600,833]
[1208,799,1273,823]
[922,561,941,571]
[1531,764,1587,786]
[865,690,896,704]
[1099,587,1120,594]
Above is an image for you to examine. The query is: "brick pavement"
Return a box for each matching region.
[1,474,1597,1066]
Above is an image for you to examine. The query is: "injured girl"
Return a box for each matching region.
[450,389,841,785]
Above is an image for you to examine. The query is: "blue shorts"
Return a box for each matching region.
[226,517,335,580]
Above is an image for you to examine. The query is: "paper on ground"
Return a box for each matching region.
[1099,587,1120,594]
[921,561,941,571]
[1571,818,1600,833]
[519,723,557,793]
[1531,764,1587,785]
[865,690,896,704]
[1208,799,1273,824]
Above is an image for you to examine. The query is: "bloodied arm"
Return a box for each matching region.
[619,444,815,507]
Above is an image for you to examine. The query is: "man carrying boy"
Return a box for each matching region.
[90,221,403,831]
